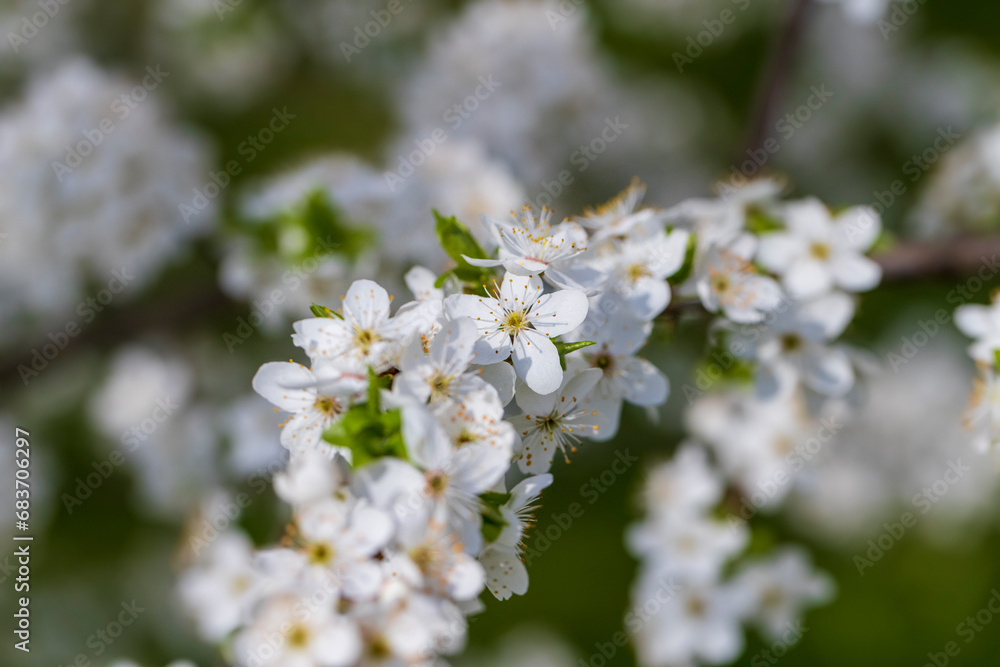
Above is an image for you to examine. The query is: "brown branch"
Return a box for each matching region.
[3,234,1000,388]
[874,235,1000,282]
[740,0,814,159]
[666,234,1000,315]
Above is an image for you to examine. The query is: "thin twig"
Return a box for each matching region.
[740,0,813,159]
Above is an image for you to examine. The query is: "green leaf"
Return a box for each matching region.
[479,492,512,544]
[434,210,495,287]
[309,303,343,319]
[295,190,373,261]
[366,367,393,414]
[667,231,698,286]
[994,349,1000,372]
[323,405,407,469]
[553,340,596,370]
[745,207,783,235]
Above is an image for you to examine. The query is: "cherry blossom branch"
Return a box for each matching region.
[2,234,999,387]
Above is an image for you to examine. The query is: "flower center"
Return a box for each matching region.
[627,263,651,282]
[455,429,476,446]
[711,273,730,294]
[286,624,310,649]
[429,373,453,401]
[410,545,437,573]
[426,471,450,498]
[502,309,529,335]
[761,586,785,609]
[810,242,831,260]
[353,327,381,355]
[313,395,343,418]
[367,634,392,659]
[686,595,706,618]
[780,333,803,352]
[537,413,560,432]
[592,351,615,375]
[306,541,335,565]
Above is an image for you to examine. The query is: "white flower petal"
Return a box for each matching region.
[512,329,563,395]
[342,279,391,329]
[830,254,882,293]
[528,288,589,337]
[252,361,316,412]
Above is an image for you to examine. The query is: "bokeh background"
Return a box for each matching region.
[3,0,1000,665]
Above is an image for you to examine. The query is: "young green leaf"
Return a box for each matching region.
[310,303,343,319]
[433,210,494,286]
[553,340,596,370]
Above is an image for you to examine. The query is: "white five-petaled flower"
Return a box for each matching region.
[565,298,668,440]
[510,368,603,473]
[732,291,858,399]
[292,495,395,599]
[695,235,784,324]
[465,206,595,289]
[479,473,553,601]
[252,361,366,455]
[401,403,513,554]
[757,199,882,300]
[232,592,361,667]
[599,229,690,320]
[445,273,588,395]
[292,279,433,373]
[630,575,746,667]
[178,531,263,643]
[393,316,514,410]
[956,294,1000,364]
[730,548,834,640]
[574,178,663,242]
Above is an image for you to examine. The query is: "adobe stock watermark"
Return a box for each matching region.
[383,74,502,192]
[61,396,180,514]
[579,576,682,667]
[721,84,834,195]
[921,588,1000,667]
[18,267,135,386]
[339,0,414,62]
[188,459,284,556]
[7,0,74,54]
[853,459,969,576]
[179,107,296,223]
[523,449,638,566]
[213,0,247,20]
[878,0,928,41]
[222,235,343,352]
[727,416,844,530]
[56,600,145,666]
[748,622,809,666]
[672,0,753,73]
[526,116,630,210]
[841,126,961,247]
[885,253,1000,372]
[50,66,170,182]
[545,0,585,30]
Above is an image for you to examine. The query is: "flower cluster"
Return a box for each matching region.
[625,180,883,666]
[181,178,882,667]
[628,446,833,666]
[179,179,686,666]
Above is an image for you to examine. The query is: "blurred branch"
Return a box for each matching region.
[3,235,1000,388]
[666,234,1000,315]
[874,235,1000,282]
[740,0,814,158]
[0,284,232,390]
